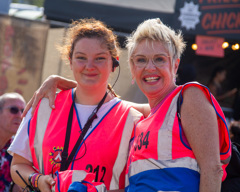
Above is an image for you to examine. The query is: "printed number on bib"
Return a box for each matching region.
[86,164,106,182]
[134,131,150,151]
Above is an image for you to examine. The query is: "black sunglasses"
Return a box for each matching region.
[4,106,24,114]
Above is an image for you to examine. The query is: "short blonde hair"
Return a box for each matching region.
[126,18,186,66]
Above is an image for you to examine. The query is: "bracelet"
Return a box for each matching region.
[36,174,43,189]
[28,172,37,187]
[28,172,43,189]
[32,173,39,188]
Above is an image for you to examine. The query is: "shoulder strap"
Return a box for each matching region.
[60,102,74,171]
[60,92,108,171]
[177,89,183,123]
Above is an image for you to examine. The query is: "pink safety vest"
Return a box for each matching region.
[126,82,231,192]
[29,89,142,191]
[54,170,106,192]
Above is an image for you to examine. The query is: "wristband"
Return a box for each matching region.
[31,173,39,188]
[28,172,43,190]
[28,172,37,187]
[36,174,43,189]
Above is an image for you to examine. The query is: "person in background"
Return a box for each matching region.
[221,120,240,192]
[0,92,25,192]
[9,18,143,192]
[21,18,231,192]
[208,66,237,102]
[228,120,240,145]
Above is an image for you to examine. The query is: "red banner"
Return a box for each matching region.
[196,35,224,57]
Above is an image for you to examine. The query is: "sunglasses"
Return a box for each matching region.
[4,106,24,114]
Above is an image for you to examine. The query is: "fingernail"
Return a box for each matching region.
[52,105,55,109]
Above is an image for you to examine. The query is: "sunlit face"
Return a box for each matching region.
[0,99,25,136]
[131,39,179,100]
[70,38,112,91]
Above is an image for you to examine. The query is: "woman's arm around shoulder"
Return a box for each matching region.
[22,75,77,117]
[124,101,150,118]
[180,86,223,192]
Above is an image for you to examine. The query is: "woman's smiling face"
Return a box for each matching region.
[70,38,112,90]
[131,39,179,101]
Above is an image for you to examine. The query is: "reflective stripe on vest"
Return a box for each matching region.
[126,83,231,190]
[29,89,143,190]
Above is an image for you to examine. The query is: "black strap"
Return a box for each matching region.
[177,92,183,123]
[61,103,74,171]
[60,92,108,171]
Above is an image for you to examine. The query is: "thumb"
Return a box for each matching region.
[47,176,56,186]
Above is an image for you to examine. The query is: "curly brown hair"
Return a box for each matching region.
[58,18,120,62]
[58,18,120,97]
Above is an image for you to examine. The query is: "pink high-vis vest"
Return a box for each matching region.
[126,83,231,192]
[28,89,142,191]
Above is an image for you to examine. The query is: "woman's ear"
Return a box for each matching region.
[174,59,180,74]
[69,58,73,70]
[129,61,136,80]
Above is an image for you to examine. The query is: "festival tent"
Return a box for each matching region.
[43,0,240,109]
[43,0,176,33]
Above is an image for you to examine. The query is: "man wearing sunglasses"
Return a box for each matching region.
[0,92,25,192]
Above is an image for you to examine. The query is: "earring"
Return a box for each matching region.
[174,77,176,84]
[131,79,135,85]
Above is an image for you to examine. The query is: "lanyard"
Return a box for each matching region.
[60,91,108,171]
